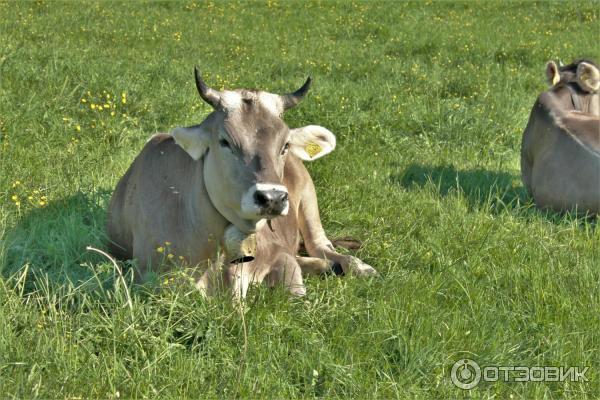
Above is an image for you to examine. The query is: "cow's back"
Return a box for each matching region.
[521,97,600,214]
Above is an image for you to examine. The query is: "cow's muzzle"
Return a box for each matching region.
[241,183,289,218]
[254,188,288,216]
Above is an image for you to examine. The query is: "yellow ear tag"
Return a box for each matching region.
[305,142,322,158]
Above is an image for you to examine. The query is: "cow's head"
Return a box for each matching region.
[546,59,600,93]
[545,59,600,116]
[172,68,336,233]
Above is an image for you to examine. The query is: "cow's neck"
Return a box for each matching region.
[200,155,262,235]
[565,83,600,116]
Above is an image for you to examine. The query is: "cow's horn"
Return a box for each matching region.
[194,67,221,109]
[281,76,312,110]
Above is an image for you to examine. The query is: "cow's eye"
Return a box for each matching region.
[219,138,231,149]
[281,142,290,155]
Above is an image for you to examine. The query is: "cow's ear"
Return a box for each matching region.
[171,125,210,160]
[289,125,336,161]
[546,61,560,86]
[576,62,600,93]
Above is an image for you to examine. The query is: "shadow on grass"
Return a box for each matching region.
[0,190,118,289]
[390,163,530,212]
[392,164,597,226]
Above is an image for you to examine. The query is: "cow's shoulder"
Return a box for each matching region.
[560,111,600,154]
[132,132,202,187]
[147,132,173,144]
[537,91,572,116]
[142,133,191,159]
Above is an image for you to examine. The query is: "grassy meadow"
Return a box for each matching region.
[0,0,599,398]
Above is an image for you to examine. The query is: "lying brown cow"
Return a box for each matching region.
[520,59,600,214]
[107,69,377,297]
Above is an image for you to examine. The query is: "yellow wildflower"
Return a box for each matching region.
[81,98,87,103]
[11,195,18,201]
[75,125,81,132]
[156,246,164,253]
[165,241,172,246]
[167,254,174,260]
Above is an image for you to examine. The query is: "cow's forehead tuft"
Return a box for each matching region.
[221,91,243,110]
[222,89,284,117]
[257,92,284,116]
[221,91,288,142]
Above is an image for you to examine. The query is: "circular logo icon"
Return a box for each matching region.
[451,358,481,389]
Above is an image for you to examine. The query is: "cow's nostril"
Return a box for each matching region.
[278,191,288,203]
[253,191,270,207]
[253,189,288,214]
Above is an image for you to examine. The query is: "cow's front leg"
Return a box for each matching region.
[198,259,264,300]
[298,178,378,277]
[296,256,336,275]
[311,248,378,277]
[301,230,378,277]
[225,261,261,299]
[195,253,226,297]
[266,253,306,296]
[220,225,261,299]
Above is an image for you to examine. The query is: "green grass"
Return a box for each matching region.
[1,0,599,398]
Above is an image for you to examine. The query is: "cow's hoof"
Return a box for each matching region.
[330,261,345,276]
[289,286,307,297]
[348,256,378,277]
